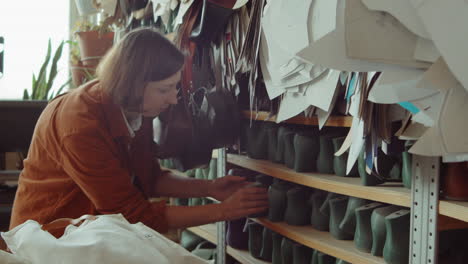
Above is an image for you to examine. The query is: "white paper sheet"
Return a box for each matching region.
[410,67,468,155]
[260,30,324,100]
[346,117,365,175]
[398,121,427,140]
[412,0,468,92]
[276,92,310,123]
[368,67,437,104]
[173,0,194,27]
[411,91,446,127]
[345,0,430,69]
[297,0,420,72]
[304,69,340,111]
[362,0,430,39]
[152,0,172,26]
[310,0,339,41]
[414,38,440,63]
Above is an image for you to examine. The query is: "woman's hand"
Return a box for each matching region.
[209,175,249,201]
[219,186,269,221]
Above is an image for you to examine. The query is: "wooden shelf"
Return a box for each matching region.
[161,167,187,178]
[226,154,411,207]
[439,200,468,223]
[253,218,385,264]
[187,224,270,264]
[242,111,353,127]
[187,224,218,245]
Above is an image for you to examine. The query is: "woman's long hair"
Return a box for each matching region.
[96,27,185,112]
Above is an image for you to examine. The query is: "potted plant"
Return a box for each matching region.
[0,39,70,171]
[74,19,114,67]
[68,40,95,87]
[23,39,70,100]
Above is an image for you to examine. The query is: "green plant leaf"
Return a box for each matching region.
[49,78,70,100]
[33,39,52,99]
[23,89,29,100]
[45,40,65,99]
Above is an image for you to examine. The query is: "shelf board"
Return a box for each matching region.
[227,154,411,207]
[242,111,352,127]
[439,200,468,223]
[253,218,385,264]
[187,224,217,245]
[187,224,270,264]
[227,247,271,264]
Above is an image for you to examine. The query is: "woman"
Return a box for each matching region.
[10,27,268,235]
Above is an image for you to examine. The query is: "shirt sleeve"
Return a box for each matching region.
[60,132,168,233]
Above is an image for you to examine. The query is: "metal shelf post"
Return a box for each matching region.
[216,148,227,264]
[410,155,440,264]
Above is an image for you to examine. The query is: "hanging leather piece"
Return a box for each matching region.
[190,0,235,45]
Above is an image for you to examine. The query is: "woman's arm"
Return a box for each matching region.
[153,170,212,198]
[153,170,249,201]
[163,185,269,229]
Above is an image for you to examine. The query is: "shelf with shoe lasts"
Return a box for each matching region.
[439,201,468,223]
[217,153,468,229]
[238,112,468,225]
[164,166,269,263]
[251,217,385,264]
[242,110,353,128]
[187,223,271,264]
[222,153,411,208]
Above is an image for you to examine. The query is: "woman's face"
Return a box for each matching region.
[142,71,181,117]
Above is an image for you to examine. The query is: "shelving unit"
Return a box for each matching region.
[243,111,353,127]
[439,200,468,222]
[204,110,468,264]
[252,218,385,264]
[226,153,411,207]
[187,223,270,264]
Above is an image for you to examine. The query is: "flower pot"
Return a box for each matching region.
[70,62,95,87]
[76,31,114,66]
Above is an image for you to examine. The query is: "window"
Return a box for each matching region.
[0,1,70,99]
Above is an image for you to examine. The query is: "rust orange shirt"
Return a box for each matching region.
[10,81,168,234]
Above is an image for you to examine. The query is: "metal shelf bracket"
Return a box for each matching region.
[410,155,440,264]
[216,148,227,264]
